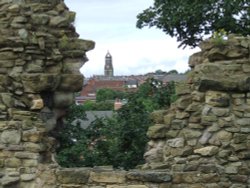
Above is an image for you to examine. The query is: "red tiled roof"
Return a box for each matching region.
[80,79,126,97]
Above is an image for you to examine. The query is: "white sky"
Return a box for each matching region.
[64,0,199,77]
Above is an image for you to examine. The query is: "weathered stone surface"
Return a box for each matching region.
[20,174,36,181]
[5,158,22,167]
[205,91,230,107]
[144,141,164,163]
[167,138,185,148]
[147,124,168,139]
[1,176,20,186]
[90,171,126,183]
[58,74,83,92]
[164,114,175,125]
[56,168,90,184]
[30,98,44,110]
[181,129,202,139]
[53,92,74,108]
[15,152,39,159]
[21,74,61,93]
[127,171,171,183]
[194,146,219,156]
[172,172,220,183]
[1,130,21,144]
[176,96,192,110]
[22,129,43,142]
[0,3,250,187]
[199,130,212,144]
[151,110,167,124]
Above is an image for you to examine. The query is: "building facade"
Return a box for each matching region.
[104,51,113,77]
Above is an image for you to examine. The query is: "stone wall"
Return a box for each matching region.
[52,36,250,188]
[0,0,249,187]
[144,34,250,187]
[0,0,94,187]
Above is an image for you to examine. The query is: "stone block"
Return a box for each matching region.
[53,92,74,108]
[176,96,192,110]
[194,146,219,156]
[23,142,46,152]
[211,107,230,117]
[175,82,191,96]
[5,158,22,168]
[205,91,230,107]
[171,119,187,130]
[56,168,90,184]
[21,74,61,93]
[169,146,193,157]
[150,110,167,124]
[167,138,185,148]
[126,171,171,183]
[199,130,212,145]
[172,172,220,184]
[147,124,168,139]
[181,129,202,139]
[164,114,175,125]
[22,129,43,142]
[107,186,148,188]
[1,176,20,186]
[20,174,36,181]
[22,159,38,167]
[90,171,126,183]
[58,74,83,92]
[15,152,39,159]
[1,130,21,144]
[175,111,189,119]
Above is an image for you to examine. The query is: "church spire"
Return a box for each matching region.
[104,51,114,77]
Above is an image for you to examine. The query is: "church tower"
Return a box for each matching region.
[104,51,114,77]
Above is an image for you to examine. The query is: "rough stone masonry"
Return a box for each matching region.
[0,0,250,188]
[0,0,94,187]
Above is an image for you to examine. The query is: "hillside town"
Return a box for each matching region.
[76,51,187,104]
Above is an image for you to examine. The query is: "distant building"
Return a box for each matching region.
[75,52,187,104]
[104,51,113,77]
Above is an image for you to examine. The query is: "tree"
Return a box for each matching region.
[136,0,250,48]
[167,70,178,75]
[56,78,177,169]
[83,100,114,111]
[136,78,176,111]
[96,88,128,102]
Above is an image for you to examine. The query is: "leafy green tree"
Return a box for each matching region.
[136,0,250,48]
[56,78,177,169]
[167,70,178,75]
[96,88,128,102]
[83,100,114,111]
[111,97,151,169]
[136,78,176,111]
[96,88,116,102]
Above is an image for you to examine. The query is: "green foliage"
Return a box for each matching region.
[136,78,176,111]
[83,100,114,111]
[136,0,250,48]
[167,70,178,75]
[56,78,177,169]
[211,29,228,46]
[96,88,128,102]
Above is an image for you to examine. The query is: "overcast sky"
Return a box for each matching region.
[64,0,199,77]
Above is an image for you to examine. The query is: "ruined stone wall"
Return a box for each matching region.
[52,35,250,188]
[144,35,250,187]
[0,0,94,187]
[0,0,249,187]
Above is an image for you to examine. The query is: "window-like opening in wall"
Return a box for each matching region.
[55,79,177,170]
